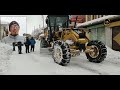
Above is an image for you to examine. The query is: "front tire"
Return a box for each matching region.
[85,40,107,63]
[52,40,71,66]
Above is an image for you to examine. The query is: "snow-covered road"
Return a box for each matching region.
[3,41,97,75]
[1,40,120,75]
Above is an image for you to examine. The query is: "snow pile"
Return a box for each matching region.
[106,46,120,62]
[0,42,13,73]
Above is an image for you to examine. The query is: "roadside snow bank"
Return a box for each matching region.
[106,46,120,62]
[0,42,13,73]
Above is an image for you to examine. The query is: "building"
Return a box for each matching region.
[77,15,120,51]
[68,15,86,28]
[0,21,9,40]
[70,15,86,23]
[85,15,107,22]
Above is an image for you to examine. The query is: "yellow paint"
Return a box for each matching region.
[63,30,79,42]
[63,33,78,42]
[106,21,120,27]
[85,46,92,49]
[91,15,93,20]
[71,30,79,38]
[69,46,79,49]
[77,38,88,44]
[113,33,120,45]
[86,15,88,22]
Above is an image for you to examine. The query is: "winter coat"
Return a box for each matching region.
[24,39,31,46]
[17,41,23,46]
[1,35,25,46]
[30,39,36,46]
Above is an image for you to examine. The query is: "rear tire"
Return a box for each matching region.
[85,40,107,63]
[52,40,71,66]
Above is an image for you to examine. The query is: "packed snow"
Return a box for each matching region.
[0,42,13,73]
[0,40,120,75]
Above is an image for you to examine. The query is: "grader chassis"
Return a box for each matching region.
[40,15,107,66]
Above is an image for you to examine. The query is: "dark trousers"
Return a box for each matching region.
[18,46,22,54]
[13,45,15,51]
[25,45,30,53]
[31,45,35,52]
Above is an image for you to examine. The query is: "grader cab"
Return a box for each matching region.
[40,15,107,66]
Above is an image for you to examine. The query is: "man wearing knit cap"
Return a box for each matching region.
[1,21,25,54]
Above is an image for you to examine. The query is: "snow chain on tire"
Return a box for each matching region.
[86,40,107,63]
[52,40,71,66]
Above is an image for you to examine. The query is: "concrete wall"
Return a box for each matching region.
[105,27,112,48]
[87,24,106,44]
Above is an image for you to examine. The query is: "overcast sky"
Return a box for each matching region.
[0,15,47,36]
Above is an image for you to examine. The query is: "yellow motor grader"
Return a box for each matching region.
[40,15,107,66]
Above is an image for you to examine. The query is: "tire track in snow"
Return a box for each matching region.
[28,51,52,63]
[69,61,108,75]
[106,61,120,66]
[29,53,98,75]
[26,52,120,75]
[104,60,120,67]
[30,51,108,75]
[69,53,109,75]
[70,56,120,75]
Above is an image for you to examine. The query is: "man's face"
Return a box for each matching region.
[10,24,20,35]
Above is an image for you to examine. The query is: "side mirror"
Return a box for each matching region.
[46,18,48,24]
[88,29,91,33]
[104,19,110,25]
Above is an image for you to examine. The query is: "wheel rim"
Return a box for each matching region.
[89,45,99,58]
[53,45,63,63]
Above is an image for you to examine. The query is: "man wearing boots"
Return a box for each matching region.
[24,37,31,53]
[17,41,23,54]
[12,42,16,51]
[30,37,36,52]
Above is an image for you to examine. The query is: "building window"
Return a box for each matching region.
[93,15,97,19]
[87,15,91,21]
[98,15,101,18]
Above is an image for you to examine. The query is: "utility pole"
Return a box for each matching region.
[42,15,44,29]
[39,24,41,33]
[34,26,35,36]
[39,24,41,29]
[26,17,27,35]
[0,19,1,40]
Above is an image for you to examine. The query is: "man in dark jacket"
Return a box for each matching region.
[12,42,16,51]
[24,37,31,53]
[30,37,36,52]
[17,41,23,54]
